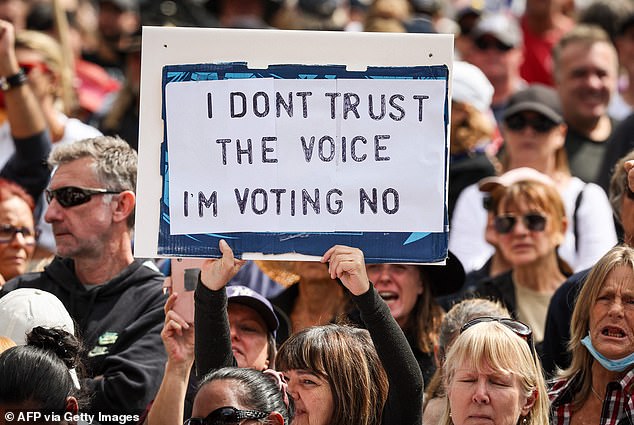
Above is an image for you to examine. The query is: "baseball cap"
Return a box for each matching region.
[452,61,493,113]
[471,13,522,48]
[478,167,556,193]
[502,84,563,123]
[227,285,279,334]
[0,288,75,345]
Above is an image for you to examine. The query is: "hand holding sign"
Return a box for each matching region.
[199,239,246,291]
[322,245,370,296]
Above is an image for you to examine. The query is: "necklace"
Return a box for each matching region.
[591,385,603,402]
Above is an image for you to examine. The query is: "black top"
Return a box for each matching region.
[2,258,167,423]
[541,269,589,378]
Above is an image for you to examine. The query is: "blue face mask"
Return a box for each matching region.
[581,334,634,372]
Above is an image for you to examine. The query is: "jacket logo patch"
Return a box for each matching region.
[88,346,109,357]
[98,332,119,346]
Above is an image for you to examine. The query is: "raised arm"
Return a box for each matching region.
[194,239,246,377]
[322,246,423,425]
[0,20,51,201]
[146,293,195,425]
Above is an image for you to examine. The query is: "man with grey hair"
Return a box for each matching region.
[552,24,619,185]
[1,136,167,424]
[542,148,634,376]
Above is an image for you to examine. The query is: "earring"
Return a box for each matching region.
[522,416,528,425]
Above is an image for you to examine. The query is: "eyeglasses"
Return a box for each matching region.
[19,61,50,75]
[0,224,40,245]
[494,213,547,234]
[45,186,122,208]
[474,37,513,52]
[505,113,558,133]
[184,407,268,425]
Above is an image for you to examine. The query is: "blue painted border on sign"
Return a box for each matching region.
[158,62,449,263]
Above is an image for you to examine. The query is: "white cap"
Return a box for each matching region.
[0,288,74,345]
[478,167,556,192]
[452,61,494,113]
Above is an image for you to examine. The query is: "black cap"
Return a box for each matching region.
[502,84,563,123]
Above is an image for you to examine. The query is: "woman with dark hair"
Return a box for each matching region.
[187,367,293,425]
[0,326,84,424]
[276,245,423,425]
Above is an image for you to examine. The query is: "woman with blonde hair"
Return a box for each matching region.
[423,298,511,424]
[443,318,550,425]
[549,245,634,424]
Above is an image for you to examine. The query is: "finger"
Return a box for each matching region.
[164,293,178,315]
[165,319,184,336]
[166,309,190,329]
[321,245,338,263]
[219,239,235,264]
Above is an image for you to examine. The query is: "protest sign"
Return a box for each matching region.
[135,27,453,262]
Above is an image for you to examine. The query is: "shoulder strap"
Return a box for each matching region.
[573,184,586,252]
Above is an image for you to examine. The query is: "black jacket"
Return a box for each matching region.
[2,257,167,424]
[541,269,589,378]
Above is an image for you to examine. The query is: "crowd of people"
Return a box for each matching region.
[2,0,634,424]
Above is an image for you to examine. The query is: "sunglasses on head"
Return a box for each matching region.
[184,407,268,425]
[474,37,513,52]
[460,316,536,359]
[505,113,558,133]
[494,213,547,234]
[0,224,40,245]
[45,186,122,208]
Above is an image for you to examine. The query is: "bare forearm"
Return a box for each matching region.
[0,22,46,138]
[146,360,193,425]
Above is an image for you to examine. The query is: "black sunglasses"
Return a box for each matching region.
[494,213,547,234]
[505,113,558,133]
[0,224,40,245]
[460,316,536,359]
[184,407,268,425]
[45,186,122,208]
[474,37,513,52]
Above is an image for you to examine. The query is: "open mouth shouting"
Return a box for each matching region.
[601,326,627,338]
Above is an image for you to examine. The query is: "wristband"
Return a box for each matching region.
[0,69,28,91]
